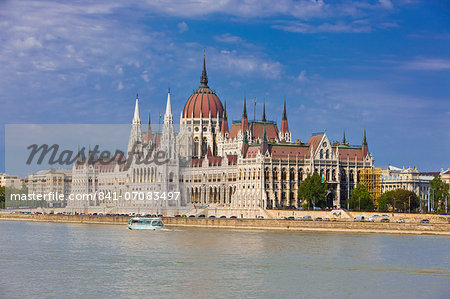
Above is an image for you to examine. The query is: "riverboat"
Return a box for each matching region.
[127,217,164,230]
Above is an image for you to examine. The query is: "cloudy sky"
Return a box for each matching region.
[0,0,449,174]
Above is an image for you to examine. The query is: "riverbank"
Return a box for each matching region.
[1,213,449,236]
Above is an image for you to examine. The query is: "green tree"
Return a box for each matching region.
[349,184,373,210]
[0,186,5,209]
[298,173,328,209]
[378,189,419,212]
[429,175,449,212]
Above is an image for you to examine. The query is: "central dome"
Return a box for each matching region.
[182,56,223,119]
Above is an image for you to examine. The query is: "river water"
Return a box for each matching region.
[0,221,449,298]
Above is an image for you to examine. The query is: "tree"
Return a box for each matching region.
[298,173,328,209]
[0,186,5,209]
[378,189,419,212]
[349,184,373,210]
[430,175,449,212]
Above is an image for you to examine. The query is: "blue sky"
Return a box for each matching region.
[0,0,449,174]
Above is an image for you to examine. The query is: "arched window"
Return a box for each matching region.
[193,137,199,157]
[326,149,329,159]
[320,149,323,159]
[298,168,303,182]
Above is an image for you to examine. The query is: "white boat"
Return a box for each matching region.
[127,217,164,230]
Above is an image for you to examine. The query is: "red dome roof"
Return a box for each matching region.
[182,55,224,119]
[183,87,223,118]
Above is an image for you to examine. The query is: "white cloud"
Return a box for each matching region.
[214,50,282,79]
[402,58,450,71]
[273,20,372,33]
[13,37,43,50]
[117,81,124,90]
[297,70,308,81]
[177,21,188,33]
[141,73,150,82]
[214,33,243,43]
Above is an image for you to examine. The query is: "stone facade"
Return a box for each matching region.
[28,169,72,207]
[66,59,375,213]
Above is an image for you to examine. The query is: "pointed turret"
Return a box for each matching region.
[128,93,143,154]
[221,100,229,134]
[362,129,369,157]
[260,123,269,154]
[362,129,368,146]
[262,102,266,122]
[164,88,173,124]
[342,130,346,145]
[241,97,248,131]
[200,52,208,87]
[279,99,291,143]
[133,94,141,125]
[280,99,289,133]
[144,112,152,142]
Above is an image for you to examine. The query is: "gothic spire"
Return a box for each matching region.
[241,97,248,131]
[242,96,247,118]
[362,129,368,146]
[221,103,229,134]
[342,130,346,144]
[223,100,227,119]
[133,94,141,124]
[280,99,289,134]
[164,88,173,124]
[200,51,208,87]
[262,102,266,122]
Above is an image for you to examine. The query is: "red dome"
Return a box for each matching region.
[183,86,223,118]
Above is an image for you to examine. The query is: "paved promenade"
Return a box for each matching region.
[1,213,449,236]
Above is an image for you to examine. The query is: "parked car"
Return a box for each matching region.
[302,216,313,221]
[174,215,181,218]
[230,216,237,219]
[198,214,206,218]
[287,216,295,220]
[323,218,330,221]
[381,214,389,217]
[420,219,430,223]
[209,215,216,218]
[256,215,264,219]
[315,217,323,221]
[396,219,405,223]
[380,218,390,223]
[188,215,196,218]
[354,216,365,222]
[365,217,374,222]
[220,215,227,218]
[372,214,380,217]
[329,217,337,222]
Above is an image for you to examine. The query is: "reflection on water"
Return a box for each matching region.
[0,221,449,298]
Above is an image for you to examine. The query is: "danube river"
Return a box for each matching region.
[0,221,449,298]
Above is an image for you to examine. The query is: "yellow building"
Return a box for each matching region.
[360,167,381,203]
